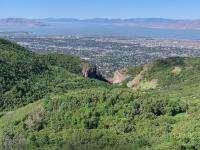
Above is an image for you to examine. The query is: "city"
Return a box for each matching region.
[2,32,200,77]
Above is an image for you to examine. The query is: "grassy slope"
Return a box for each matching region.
[126,57,200,149]
[1,40,200,149]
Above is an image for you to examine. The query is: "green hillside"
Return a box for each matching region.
[1,39,200,150]
[0,39,107,111]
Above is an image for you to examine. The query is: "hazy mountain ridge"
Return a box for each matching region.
[0,18,47,27]
[1,18,200,30]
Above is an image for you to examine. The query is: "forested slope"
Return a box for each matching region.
[1,39,200,150]
[0,39,106,111]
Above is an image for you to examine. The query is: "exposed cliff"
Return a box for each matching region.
[109,68,129,84]
[82,63,107,82]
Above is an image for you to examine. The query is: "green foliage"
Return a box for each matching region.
[0,39,106,111]
[0,88,187,149]
[1,39,200,149]
[40,53,85,74]
[144,57,200,87]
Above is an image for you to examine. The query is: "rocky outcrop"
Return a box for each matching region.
[82,63,107,82]
[82,63,90,78]
[109,69,129,84]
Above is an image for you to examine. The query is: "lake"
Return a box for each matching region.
[1,22,200,40]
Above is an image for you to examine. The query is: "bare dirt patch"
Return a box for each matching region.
[109,69,130,84]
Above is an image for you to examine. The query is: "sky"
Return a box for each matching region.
[1,0,200,19]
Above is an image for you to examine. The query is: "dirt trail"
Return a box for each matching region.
[127,64,150,88]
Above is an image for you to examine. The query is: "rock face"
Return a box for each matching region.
[109,69,129,84]
[82,63,107,82]
[82,64,90,78]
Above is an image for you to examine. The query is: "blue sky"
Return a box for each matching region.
[1,0,200,19]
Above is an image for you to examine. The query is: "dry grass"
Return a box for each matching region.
[172,66,182,75]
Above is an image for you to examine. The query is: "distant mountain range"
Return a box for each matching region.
[0,18,47,27]
[1,18,200,30]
